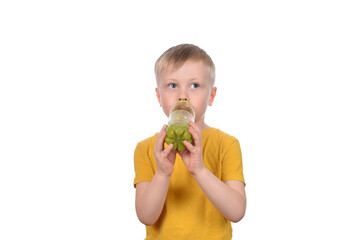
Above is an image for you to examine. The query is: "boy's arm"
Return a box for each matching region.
[135,173,171,226]
[193,169,246,222]
[135,125,176,226]
[179,122,246,222]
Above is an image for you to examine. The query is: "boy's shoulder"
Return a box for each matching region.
[203,127,240,151]
[135,133,158,149]
[205,127,238,142]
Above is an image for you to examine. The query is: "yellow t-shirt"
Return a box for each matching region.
[134,128,245,240]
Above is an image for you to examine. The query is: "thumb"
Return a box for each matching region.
[183,140,195,152]
[163,144,173,155]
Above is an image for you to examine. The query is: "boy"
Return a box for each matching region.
[134,44,246,239]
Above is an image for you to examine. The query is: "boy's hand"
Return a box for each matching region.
[153,124,176,177]
[178,121,205,176]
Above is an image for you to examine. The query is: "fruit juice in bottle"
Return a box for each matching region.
[165,101,195,151]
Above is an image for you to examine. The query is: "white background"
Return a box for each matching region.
[1,0,359,239]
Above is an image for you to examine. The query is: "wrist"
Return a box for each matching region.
[192,165,208,179]
[154,171,172,182]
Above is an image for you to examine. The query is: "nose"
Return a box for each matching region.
[178,87,188,102]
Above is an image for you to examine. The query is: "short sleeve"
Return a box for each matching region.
[133,142,155,187]
[221,138,245,184]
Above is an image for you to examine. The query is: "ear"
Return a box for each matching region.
[208,87,217,106]
[155,88,162,107]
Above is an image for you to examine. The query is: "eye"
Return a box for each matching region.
[168,83,177,89]
[190,83,199,89]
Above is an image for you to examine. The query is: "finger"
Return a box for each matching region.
[183,140,195,152]
[164,144,176,164]
[178,149,189,159]
[154,124,167,152]
[163,143,173,156]
[189,121,202,137]
[168,150,176,164]
[188,122,201,146]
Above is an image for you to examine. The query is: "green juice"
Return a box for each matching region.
[165,123,193,151]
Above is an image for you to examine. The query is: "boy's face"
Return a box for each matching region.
[156,60,216,126]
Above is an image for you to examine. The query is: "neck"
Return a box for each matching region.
[195,116,211,131]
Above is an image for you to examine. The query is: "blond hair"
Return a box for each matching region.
[154,44,215,85]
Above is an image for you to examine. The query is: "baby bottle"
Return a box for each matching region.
[165,100,195,151]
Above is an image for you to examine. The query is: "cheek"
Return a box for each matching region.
[162,103,173,117]
[193,103,207,118]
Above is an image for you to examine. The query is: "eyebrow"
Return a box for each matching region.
[188,78,201,81]
[164,78,179,82]
[165,77,202,82]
